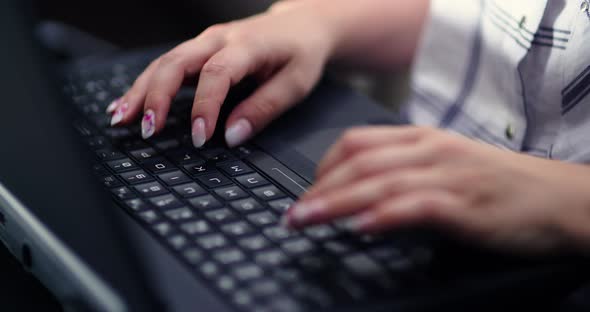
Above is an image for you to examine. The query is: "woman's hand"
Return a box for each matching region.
[107,1,336,147]
[286,126,590,253]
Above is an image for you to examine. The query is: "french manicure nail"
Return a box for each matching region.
[192,117,207,148]
[141,109,156,139]
[287,200,326,227]
[105,99,120,114]
[110,102,128,126]
[225,118,253,148]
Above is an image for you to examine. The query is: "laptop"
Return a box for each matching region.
[0,1,587,311]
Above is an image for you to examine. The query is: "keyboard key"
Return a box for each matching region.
[134,181,168,197]
[216,275,237,293]
[281,238,315,256]
[214,185,248,201]
[152,222,174,237]
[168,234,189,250]
[219,161,254,176]
[143,157,175,173]
[238,235,271,251]
[231,145,257,159]
[101,175,122,188]
[304,225,338,241]
[124,198,148,212]
[199,148,226,160]
[342,254,384,277]
[213,248,245,265]
[230,198,264,213]
[232,290,254,309]
[197,234,229,250]
[221,221,254,236]
[107,158,138,172]
[137,210,159,223]
[199,261,221,279]
[96,148,125,161]
[149,194,183,210]
[247,211,278,227]
[205,208,237,223]
[249,280,281,297]
[158,171,191,186]
[252,186,285,201]
[166,149,203,165]
[120,170,153,185]
[235,173,269,188]
[263,226,296,242]
[232,264,264,282]
[180,220,211,235]
[183,162,214,176]
[173,183,206,198]
[163,207,194,221]
[323,241,354,255]
[197,172,232,188]
[188,195,222,210]
[268,198,295,214]
[182,248,203,265]
[111,186,136,200]
[254,249,289,267]
[128,147,157,161]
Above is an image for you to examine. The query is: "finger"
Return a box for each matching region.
[141,38,224,139]
[302,142,433,201]
[316,126,431,179]
[190,44,264,147]
[110,59,160,126]
[224,59,321,147]
[286,168,443,229]
[349,189,467,233]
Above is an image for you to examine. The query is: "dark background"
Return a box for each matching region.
[2,0,590,311]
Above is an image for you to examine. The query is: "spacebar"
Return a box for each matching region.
[246,151,310,198]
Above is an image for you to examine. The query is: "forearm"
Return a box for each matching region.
[296,0,430,70]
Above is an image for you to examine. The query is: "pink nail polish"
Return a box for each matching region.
[141,109,156,139]
[106,99,120,114]
[192,117,207,148]
[225,118,253,148]
[110,102,128,126]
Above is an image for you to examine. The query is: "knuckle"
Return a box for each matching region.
[158,52,184,69]
[202,61,229,76]
[145,92,170,108]
[288,70,312,99]
[249,96,281,124]
[339,129,364,155]
[200,23,228,39]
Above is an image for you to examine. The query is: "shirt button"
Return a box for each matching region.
[505,124,515,140]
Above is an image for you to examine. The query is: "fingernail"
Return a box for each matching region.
[110,102,128,126]
[225,118,253,148]
[105,99,120,114]
[286,200,326,228]
[348,213,378,232]
[192,117,207,148]
[141,109,156,139]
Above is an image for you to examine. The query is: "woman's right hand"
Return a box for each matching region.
[107,0,337,148]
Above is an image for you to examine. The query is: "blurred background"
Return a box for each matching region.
[36,0,409,109]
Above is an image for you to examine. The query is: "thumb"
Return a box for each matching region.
[224,60,321,147]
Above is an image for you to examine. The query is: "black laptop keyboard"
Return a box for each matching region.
[61,54,441,312]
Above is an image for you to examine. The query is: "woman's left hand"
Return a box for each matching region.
[285,126,590,253]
